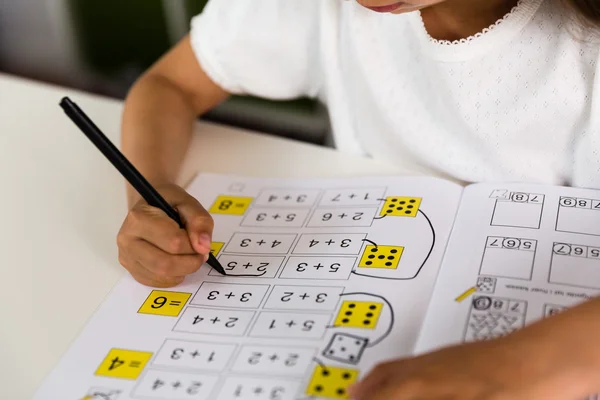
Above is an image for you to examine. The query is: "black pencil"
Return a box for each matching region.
[59,96,226,276]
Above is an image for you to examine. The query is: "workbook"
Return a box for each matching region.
[35,173,600,400]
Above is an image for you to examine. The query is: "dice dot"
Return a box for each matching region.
[391,198,398,202]
[337,389,346,395]
[328,350,334,354]
[348,303,356,308]
[396,206,404,210]
[365,261,372,265]
[400,200,406,204]
[342,373,352,379]
[345,311,353,316]
[369,305,377,310]
[368,255,375,259]
[407,205,414,209]
[315,385,324,392]
[341,347,347,352]
[363,320,371,325]
[390,249,398,253]
[349,355,355,360]
[386,210,393,214]
[342,318,350,323]
[355,341,362,345]
[388,256,394,260]
[366,312,374,317]
[385,262,393,266]
[370,248,378,253]
[378,255,385,259]
[405,210,411,214]
[322,370,330,377]
[410,199,416,203]
[338,336,344,341]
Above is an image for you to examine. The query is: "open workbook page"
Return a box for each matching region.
[35,174,462,400]
[416,183,600,354]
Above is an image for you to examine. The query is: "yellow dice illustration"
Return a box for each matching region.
[210,242,224,257]
[334,301,383,329]
[138,290,191,317]
[209,195,253,215]
[358,245,403,269]
[305,365,359,399]
[95,348,152,379]
[380,197,421,217]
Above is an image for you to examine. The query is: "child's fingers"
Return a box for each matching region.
[176,197,214,255]
[125,203,196,255]
[349,361,405,399]
[128,238,205,278]
[118,251,184,288]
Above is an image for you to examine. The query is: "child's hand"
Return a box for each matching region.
[117,184,213,287]
[349,331,591,400]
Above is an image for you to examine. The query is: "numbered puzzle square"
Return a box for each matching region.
[334,301,382,329]
[305,365,359,399]
[380,197,421,217]
[464,296,526,342]
[358,245,403,269]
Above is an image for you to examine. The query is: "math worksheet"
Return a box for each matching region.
[35,174,600,400]
[416,183,600,355]
[35,174,462,400]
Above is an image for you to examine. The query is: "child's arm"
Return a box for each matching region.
[117,35,229,287]
[350,297,600,399]
[121,35,228,205]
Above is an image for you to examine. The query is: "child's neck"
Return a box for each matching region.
[421,0,520,41]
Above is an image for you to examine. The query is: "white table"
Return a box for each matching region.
[0,73,433,399]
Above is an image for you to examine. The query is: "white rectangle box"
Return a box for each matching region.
[292,233,366,255]
[280,257,356,280]
[479,237,536,280]
[153,339,236,372]
[224,233,297,254]
[216,376,301,400]
[254,189,320,207]
[319,188,386,206]
[210,255,285,278]
[241,208,310,228]
[133,369,219,399]
[264,285,344,311]
[550,254,600,289]
[191,282,270,309]
[307,207,378,227]
[491,201,542,229]
[174,307,255,336]
[249,311,332,339]
[557,205,600,236]
[230,344,316,376]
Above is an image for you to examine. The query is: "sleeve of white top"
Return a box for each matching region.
[189,0,322,100]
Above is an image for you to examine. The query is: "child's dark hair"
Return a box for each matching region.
[566,0,600,27]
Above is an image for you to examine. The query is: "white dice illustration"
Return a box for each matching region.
[322,333,369,365]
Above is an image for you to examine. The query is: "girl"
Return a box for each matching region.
[116,0,600,398]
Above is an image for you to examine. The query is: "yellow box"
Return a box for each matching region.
[209,195,253,215]
[380,197,421,217]
[210,242,224,257]
[137,290,191,317]
[358,245,403,269]
[334,301,383,329]
[305,365,359,399]
[95,348,152,379]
